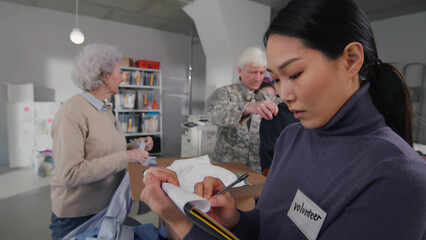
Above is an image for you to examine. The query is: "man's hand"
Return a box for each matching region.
[243,100,279,120]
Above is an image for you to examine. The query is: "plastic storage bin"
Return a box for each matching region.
[144,72,157,86]
[137,90,157,110]
[31,149,54,177]
[131,71,142,85]
[135,59,160,69]
[117,90,136,109]
[121,71,131,84]
[119,113,139,133]
[142,112,159,133]
[118,114,128,133]
[127,114,139,133]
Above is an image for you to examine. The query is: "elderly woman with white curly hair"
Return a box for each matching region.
[49,43,153,239]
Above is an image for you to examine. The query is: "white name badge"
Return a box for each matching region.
[287,189,327,240]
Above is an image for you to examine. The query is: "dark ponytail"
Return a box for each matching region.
[264,0,413,145]
[369,62,413,145]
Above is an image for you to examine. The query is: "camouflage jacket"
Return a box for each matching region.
[205,82,281,172]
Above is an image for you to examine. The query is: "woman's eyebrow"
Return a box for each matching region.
[278,58,300,71]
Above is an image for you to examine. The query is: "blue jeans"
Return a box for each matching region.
[50,212,95,240]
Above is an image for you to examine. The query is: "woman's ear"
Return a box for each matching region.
[342,42,364,77]
[102,72,109,84]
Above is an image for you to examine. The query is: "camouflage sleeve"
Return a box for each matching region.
[272,95,282,104]
[263,92,282,105]
[205,87,248,127]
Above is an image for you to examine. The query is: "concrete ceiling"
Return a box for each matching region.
[2,0,426,36]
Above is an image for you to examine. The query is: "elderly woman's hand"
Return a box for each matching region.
[139,137,154,151]
[126,148,149,164]
[141,167,193,239]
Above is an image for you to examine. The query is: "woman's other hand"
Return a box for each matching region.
[126,148,149,164]
[194,177,240,229]
[139,137,154,151]
[140,167,193,238]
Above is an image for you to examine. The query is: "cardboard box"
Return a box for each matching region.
[128,158,266,211]
[121,57,134,67]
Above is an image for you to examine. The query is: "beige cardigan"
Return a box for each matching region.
[50,94,136,218]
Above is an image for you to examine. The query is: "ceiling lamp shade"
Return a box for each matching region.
[70,28,85,44]
[70,0,84,44]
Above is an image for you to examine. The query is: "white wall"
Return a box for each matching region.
[184,0,270,98]
[371,10,426,143]
[0,1,201,164]
[190,40,207,115]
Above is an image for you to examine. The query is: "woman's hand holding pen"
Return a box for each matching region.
[140,167,193,239]
[140,169,241,237]
[194,177,240,230]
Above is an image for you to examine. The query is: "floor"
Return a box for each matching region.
[0,163,163,239]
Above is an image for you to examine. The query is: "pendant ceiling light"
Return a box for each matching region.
[70,0,85,44]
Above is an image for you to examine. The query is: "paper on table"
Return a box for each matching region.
[144,155,245,214]
[167,155,245,192]
[162,182,210,213]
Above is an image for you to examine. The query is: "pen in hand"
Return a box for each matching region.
[215,172,249,196]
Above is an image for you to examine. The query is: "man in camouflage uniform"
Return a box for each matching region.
[205,47,281,172]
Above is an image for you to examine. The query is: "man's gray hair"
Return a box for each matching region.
[72,43,122,91]
[237,47,267,70]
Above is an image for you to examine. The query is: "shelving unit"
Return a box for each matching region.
[404,63,425,143]
[113,66,163,155]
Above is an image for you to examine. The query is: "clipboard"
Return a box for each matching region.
[158,182,239,239]
[183,202,239,240]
